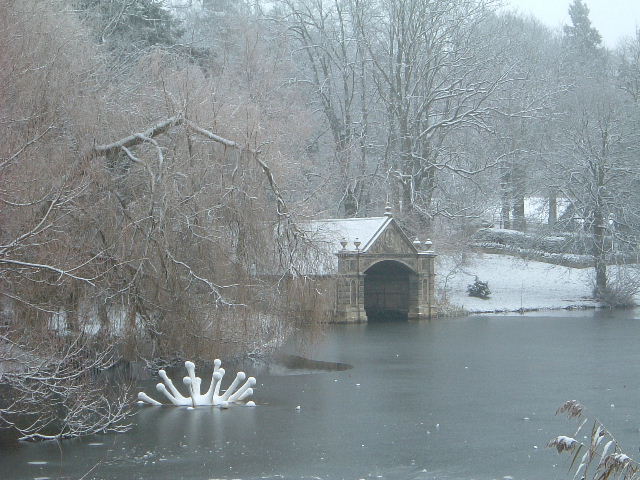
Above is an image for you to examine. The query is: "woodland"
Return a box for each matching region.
[1,0,640,440]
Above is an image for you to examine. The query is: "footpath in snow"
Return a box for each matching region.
[437,253,599,313]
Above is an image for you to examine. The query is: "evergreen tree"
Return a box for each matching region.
[74,0,183,53]
[563,0,602,57]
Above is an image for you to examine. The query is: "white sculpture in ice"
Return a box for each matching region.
[137,360,256,408]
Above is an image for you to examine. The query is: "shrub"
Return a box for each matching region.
[467,277,491,299]
[595,268,640,308]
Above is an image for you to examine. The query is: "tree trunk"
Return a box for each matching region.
[512,196,526,231]
[67,291,79,332]
[401,179,413,215]
[592,159,608,298]
[592,206,607,297]
[548,188,557,226]
[343,185,357,217]
[98,301,109,333]
[123,303,138,360]
[594,256,607,298]
[500,165,511,229]
[511,163,526,231]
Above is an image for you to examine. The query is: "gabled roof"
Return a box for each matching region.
[301,215,406,254]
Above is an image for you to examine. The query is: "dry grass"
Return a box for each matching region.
[549,400,640,480]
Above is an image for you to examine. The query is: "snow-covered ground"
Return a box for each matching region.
[437,253,600,313]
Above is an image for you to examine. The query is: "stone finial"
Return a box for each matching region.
[340,238,348,250]
[413,237,422,250]
[384,202,393,216]
[354,238,361,250]
[424,238,433,251]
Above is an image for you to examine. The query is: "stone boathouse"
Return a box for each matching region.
[302,208,436,322]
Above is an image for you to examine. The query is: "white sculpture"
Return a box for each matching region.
[137,360,256,408]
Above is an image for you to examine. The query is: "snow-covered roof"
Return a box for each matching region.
[300,216,393,254]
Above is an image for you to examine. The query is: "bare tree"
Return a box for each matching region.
[617,28,640,103]
[354,0,517,227]
[277,0,380,216]
[278,0,524,231]
[484,13,565,231]
[557,78,640,300]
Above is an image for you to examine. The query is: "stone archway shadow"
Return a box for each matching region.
[364,260,416,321]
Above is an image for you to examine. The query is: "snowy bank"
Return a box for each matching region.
[437,253,601,313]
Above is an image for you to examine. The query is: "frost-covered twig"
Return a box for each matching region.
[0,124,54,170]
[0,335,133,441]
[164,250,238,305]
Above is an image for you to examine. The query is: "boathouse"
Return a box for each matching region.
[302,207,436,322]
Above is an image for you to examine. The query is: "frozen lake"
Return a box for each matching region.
[3,310,640,480]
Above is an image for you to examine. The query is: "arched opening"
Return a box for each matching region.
[364,260,414,321]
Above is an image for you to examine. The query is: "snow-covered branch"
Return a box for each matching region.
[0,259,96,286]
[88,115,182,160]
[0,335,132,441]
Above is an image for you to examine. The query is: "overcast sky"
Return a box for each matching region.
[502,0,640,48]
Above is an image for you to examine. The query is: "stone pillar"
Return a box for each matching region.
[334,252,368,323]
[408,243,437,320]
[422,250,437,318]
[407,272,421,320]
